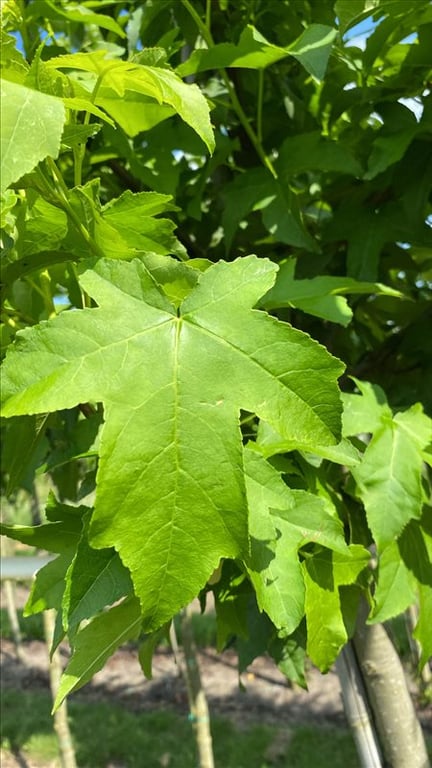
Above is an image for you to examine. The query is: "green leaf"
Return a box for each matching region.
[222,169,316,253]
[244,448,348,635]
[177,24,336,80]
[138,625,170,679]
[254,421,360,466]
[352,405,432,549]
[261,259,402,327]
[288,24,337,80]
[2,414,49,494]
[237,600,274,672]
[276,132,363,180]
[302,546,370,671]
[1,256,344,630]
[44,410,101,473]
[0,29,29,82]
[21,196,68,257]
[342,379,390,436]
[334,0,373,35]
[269,624,307,689]
[393,403,432,451]
[43,494,82,521]
[37,0,126,37]
[96,91,175,136]
[323,205,406,281]
[0,80,65,193]
[414,584,432,669]
[24,552,73,616]
[61,123,101,151]
[101,190,185,258]
[213,564,251,649]
[0,519,82,554]
[54,597,142,709]
[365,103,419,180]
[398,518,432,587]
[369,542,417,623]
[45,52,215,153]
[261,193,318,252]
[62,97,115,127]
[62,514,133,631]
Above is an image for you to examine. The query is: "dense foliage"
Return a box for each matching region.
[1,0,431,706]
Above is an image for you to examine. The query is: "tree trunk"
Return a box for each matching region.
[2,539,24,661]
[3,578,25,662]
[353,602,430,768]
[43,611,77,768]
[336,643,383,768]
[179,605,215,768]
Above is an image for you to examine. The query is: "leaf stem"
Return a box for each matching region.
[74,73,105,187]
[205,0,212,32]
[18,0,31,60]
[181,0,277,178]
[257,69,264,144]
[44,158,106,260]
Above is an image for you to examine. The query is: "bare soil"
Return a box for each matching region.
[0,634,351,768]
[1,587,431,767]
[1,637,350,728]
[2,635,431,730]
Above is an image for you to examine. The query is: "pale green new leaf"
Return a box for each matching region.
[244,448,348,634]
[0,29,29,82]
[393,403,432,451]
[177,24,336,80]
[54,597,142,709]
[0,80,65,193]
[1,256,344,630]
[96,90,175,136]
[21,196,68,256]
[45,52,214,152]
[101,190,185,258]
[353,405,432,549]
[302,546,370,670]
[61,123,101,150]
[62,97,115,127]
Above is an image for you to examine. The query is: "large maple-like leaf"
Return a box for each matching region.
[1,256,344,629]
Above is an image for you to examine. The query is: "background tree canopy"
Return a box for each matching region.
[1,0,431,716]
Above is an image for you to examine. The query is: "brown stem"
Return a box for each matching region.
[43,611,77,768]
[179,605,215,768]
